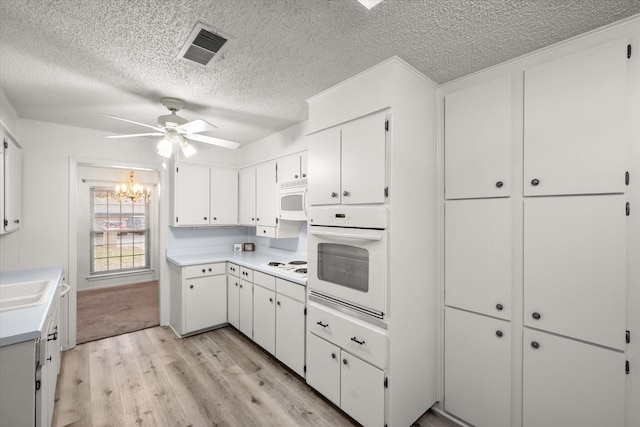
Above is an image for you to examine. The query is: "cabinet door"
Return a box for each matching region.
[524,39,628,196]
[227,276,240,329]
[174,163,210,226]
[445,75,511,199]
[185,275,227,333]
[523,329,625,427]
[300,151,308,180]
[307,127,341,205]
[276,154,302,182]
[306,333,341,407]
[210,167,238,225]
[3,136,22,232]
[238,167,256,226]
[524,195,625,350]
[238,279,253,338]
[253,285,276,355]
[341,351,385,427]
[445,198,511,319]
[256,162,277,227]
[444,308,511,427]
[341,112,386,205]
[275,294,305,377]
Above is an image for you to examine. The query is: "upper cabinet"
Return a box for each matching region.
[1,130,22,234]
[256,162,277,228]
[238,166,257,226]
[445,75,512,199]
[276,152,307,184]
[171,163,238,227]
[524,39,628,196]
[307,111,387,206]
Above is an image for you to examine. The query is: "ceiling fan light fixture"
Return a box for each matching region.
[157,137,173,158]
[357,0,384,9]
[179,136,197,158]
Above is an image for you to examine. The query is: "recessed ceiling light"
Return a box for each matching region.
[357,0,384,10]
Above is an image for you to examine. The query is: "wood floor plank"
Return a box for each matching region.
[54,325,458,427]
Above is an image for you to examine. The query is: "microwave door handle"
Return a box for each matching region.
[308,230,382,241]
[303,187,308,218]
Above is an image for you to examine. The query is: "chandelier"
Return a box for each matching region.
[111,171,150,203]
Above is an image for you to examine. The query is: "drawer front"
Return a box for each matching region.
[185,263,226,278]
[239,266,254,282]
[257,226,276,238]
[254,271,276,291]
[227,262,240,277]
[308,302,387,369]
[276,278,305,302]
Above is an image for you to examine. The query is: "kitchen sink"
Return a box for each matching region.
[0,280,53,312]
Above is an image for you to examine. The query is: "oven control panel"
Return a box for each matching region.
[308,206,387,229]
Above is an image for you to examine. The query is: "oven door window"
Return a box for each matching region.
[317,243,369,292]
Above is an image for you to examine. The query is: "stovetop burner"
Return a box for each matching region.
[268,261,285,267]
[294,268,307,274]
[287,260,307,265]
[264,260,308,275]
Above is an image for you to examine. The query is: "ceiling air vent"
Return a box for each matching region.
[178,23,231,67]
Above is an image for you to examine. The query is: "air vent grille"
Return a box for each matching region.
[179,23,230,67]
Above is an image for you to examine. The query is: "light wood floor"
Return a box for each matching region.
[53,325,457,427]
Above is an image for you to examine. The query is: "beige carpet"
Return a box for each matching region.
[77,281,159,344]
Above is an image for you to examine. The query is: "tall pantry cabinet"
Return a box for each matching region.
[442,35,634,427]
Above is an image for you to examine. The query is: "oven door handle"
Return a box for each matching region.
[308,230,382,241]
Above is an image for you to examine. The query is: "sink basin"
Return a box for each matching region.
[0,280,52,312]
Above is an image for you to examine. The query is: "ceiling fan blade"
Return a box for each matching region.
[186,133,240,150]
[102,114,164,132]
[176,119,217,134]
[105,132,164,139]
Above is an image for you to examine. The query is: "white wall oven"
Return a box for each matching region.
[307,206,388,321]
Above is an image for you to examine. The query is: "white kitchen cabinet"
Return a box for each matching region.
[238,166,257,226]
[523,329,625,427]
[171,163,238,226]
[238,278,253,339]
[444,307,511,427]
[277,152,307,183]
[444,75,511,199]
[227,275,240,329]
[524,195,625,350]
[445,198,511,319]
[307,111,387,206]
[209,167,238,225]
[256,162,278,227]
[253,284,276,355]
[523,38,628,196]
[1,131,22,233]
[275,278,306,377]
[169,262,227,336]
[306,333,384,427]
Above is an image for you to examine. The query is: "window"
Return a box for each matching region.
[90,188,150,274]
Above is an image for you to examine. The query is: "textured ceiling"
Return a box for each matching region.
[1,0,640,145]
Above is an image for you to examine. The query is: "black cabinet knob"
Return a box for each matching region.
[208,268,212,272]
[496,330,503,338]
[269,297,273,303]
[531,341,540,349]
[189,285,194,289]
[204,216,208,220]
[331,353,336,359]
[496,303,504,311]
[277,301,281,307]
[531,178,540,186]
[343,190,350,197]
[302,173,306,178]
[532,312,541,320]
[295,174,299,179]
[213,217,217,221]
[496,181,504,188]
[202,269,206,273]
[331,192,338,198]
[343,359,348,365]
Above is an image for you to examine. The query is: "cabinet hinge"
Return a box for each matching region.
[385,120,389,132]
[275,217,279,225]
[275,164,278,183]
[384,186,389,198]
[626,360,630,375]
[304,307,307,316]
[626,171,630,186]
[626,202,630,216]
[175,217,179,223]
[176,166,179,173]
[628,44,632,59]
[3,219,7,227]
[304,365,307,373]
[35,380,41,391]
[384,376,388,388]
[626,330,631,344]
[3,141,7,149]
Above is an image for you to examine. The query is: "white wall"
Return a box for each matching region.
[240,120,308,167]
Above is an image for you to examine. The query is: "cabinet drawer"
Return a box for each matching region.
[254,270,275,291]
[239,266,253,281]
[227,262,240,277]
[184,263,226,278]
[308,302,387,369]
[276,278,305,302]
[257,226,276,238]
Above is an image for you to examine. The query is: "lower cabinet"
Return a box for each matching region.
[253,284,276,354]
[227,265,240,329]
[444,307,511,427]
[522,328,625,427]
[238,278,253,338]
[169,262,227,336]
[307,333,384,427]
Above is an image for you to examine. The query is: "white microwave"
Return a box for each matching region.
[278,183,307,221]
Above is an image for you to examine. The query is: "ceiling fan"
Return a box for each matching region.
[104,98,240,158]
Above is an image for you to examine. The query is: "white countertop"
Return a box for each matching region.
[0,267,64,347]
[166,248,308,286]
